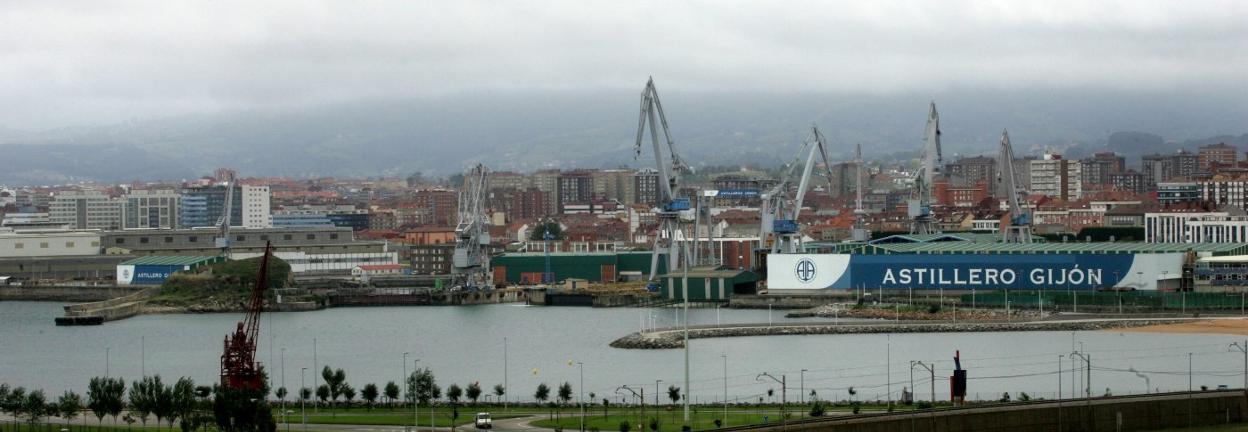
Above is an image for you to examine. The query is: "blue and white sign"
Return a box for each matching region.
[768,253,1185,291]
[794,258,817,283]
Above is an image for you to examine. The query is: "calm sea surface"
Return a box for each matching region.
[1,302,1244,403]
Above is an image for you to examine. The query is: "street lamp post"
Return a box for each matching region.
[301,368,308,432]
[576,361,585,432]
[721,354,728,427]
[414,359,421,432]
[1230,341,1248,390]
[282,347,287,432]
[800,369,807,405]
[1069,352,1090,399]
[504,337,509,411]
[616,386,643,429]
[105,346,110,378]
[756,373,786,427]
[911,361,935,405]
[313,338,318,413]
[655,380,662,409]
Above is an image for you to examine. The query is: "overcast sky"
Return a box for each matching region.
[2,0,1246,130]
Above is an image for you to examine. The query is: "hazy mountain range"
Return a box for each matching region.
[1,88,1245,185]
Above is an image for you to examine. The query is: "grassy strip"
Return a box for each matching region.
[280,412,525,427]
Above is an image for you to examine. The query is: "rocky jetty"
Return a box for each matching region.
[609,319,1197,349]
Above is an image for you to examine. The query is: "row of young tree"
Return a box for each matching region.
[1,372,275,432]
[272,365,511,411]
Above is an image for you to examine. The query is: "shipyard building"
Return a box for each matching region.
[765,233,1248,292]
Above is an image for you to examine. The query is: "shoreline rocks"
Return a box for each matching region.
[608,319,1198,349]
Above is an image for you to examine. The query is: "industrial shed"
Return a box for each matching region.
[116,255,224,285]
[659,268,758,301]
[491,251,668,285]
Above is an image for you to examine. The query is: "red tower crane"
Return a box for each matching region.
[220,242,272,390]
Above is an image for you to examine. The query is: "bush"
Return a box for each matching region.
[713,419,722,428]
[916,401,932,410]
[618,420,631,432]
[648,417,659,432]
[808,401,826,417]
[927,304,941,314]
[851,402,861,414]
[1019,392,1031,401]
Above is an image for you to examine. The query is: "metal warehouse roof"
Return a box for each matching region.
[120,255,223,266]
[851,242,1248,255]
[498,251,652,257]
[867,232,1018,244]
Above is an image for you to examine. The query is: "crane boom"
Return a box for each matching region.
[909,102,942,235]
[635,78,691,282]
[770,126,836,254]
[214,176,236,256]
[998,130,1032,243]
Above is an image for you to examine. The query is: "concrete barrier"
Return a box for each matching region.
[55,288,154,326]
[0,285,144,302]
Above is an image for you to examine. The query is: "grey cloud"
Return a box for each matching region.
[0,0,1245,129]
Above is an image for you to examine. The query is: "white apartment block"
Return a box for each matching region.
[49,190,124,230]
[241,185,272,228]
[1145,211,1230,243]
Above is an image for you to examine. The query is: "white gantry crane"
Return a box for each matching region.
[761,125,835,254]
[452,164,492,289]
[998,130,1033,243]
[909,102,943,235]
[635,77,693,282]
[850,143,871,242]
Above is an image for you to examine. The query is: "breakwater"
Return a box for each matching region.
[609,318,1202,349]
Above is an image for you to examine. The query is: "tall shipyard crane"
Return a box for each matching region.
[997,130,1033,243]
[452,164,492,289]
[635,78,692,281]
[761,126,836,254]
[909,102,943,235]
[214,174,236,257]
[850,143,871,242]
[220,242,272,390]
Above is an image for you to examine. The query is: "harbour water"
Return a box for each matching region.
[2,301,1244,404]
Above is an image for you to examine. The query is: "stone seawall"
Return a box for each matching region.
[1,285,144,302]
[610,318,1198,349]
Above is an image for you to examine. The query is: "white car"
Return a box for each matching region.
[475,413,492,429]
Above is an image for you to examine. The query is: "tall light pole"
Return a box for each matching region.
[574,361,584,432]
[800,369,808,405]
[300,367,307,432]
[1230,341,1248,390]
[655,380,662,408]
[504,337,509,411]
[682,265,690,426]
[721,354,728,427]
[414,359,421,432]
[313,338,318,413]
[282,347,287,432]
[403,352,409,427]
[141,335,146,377]
[105,346,110,378]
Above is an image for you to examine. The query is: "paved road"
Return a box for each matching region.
[276,414,545,432]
